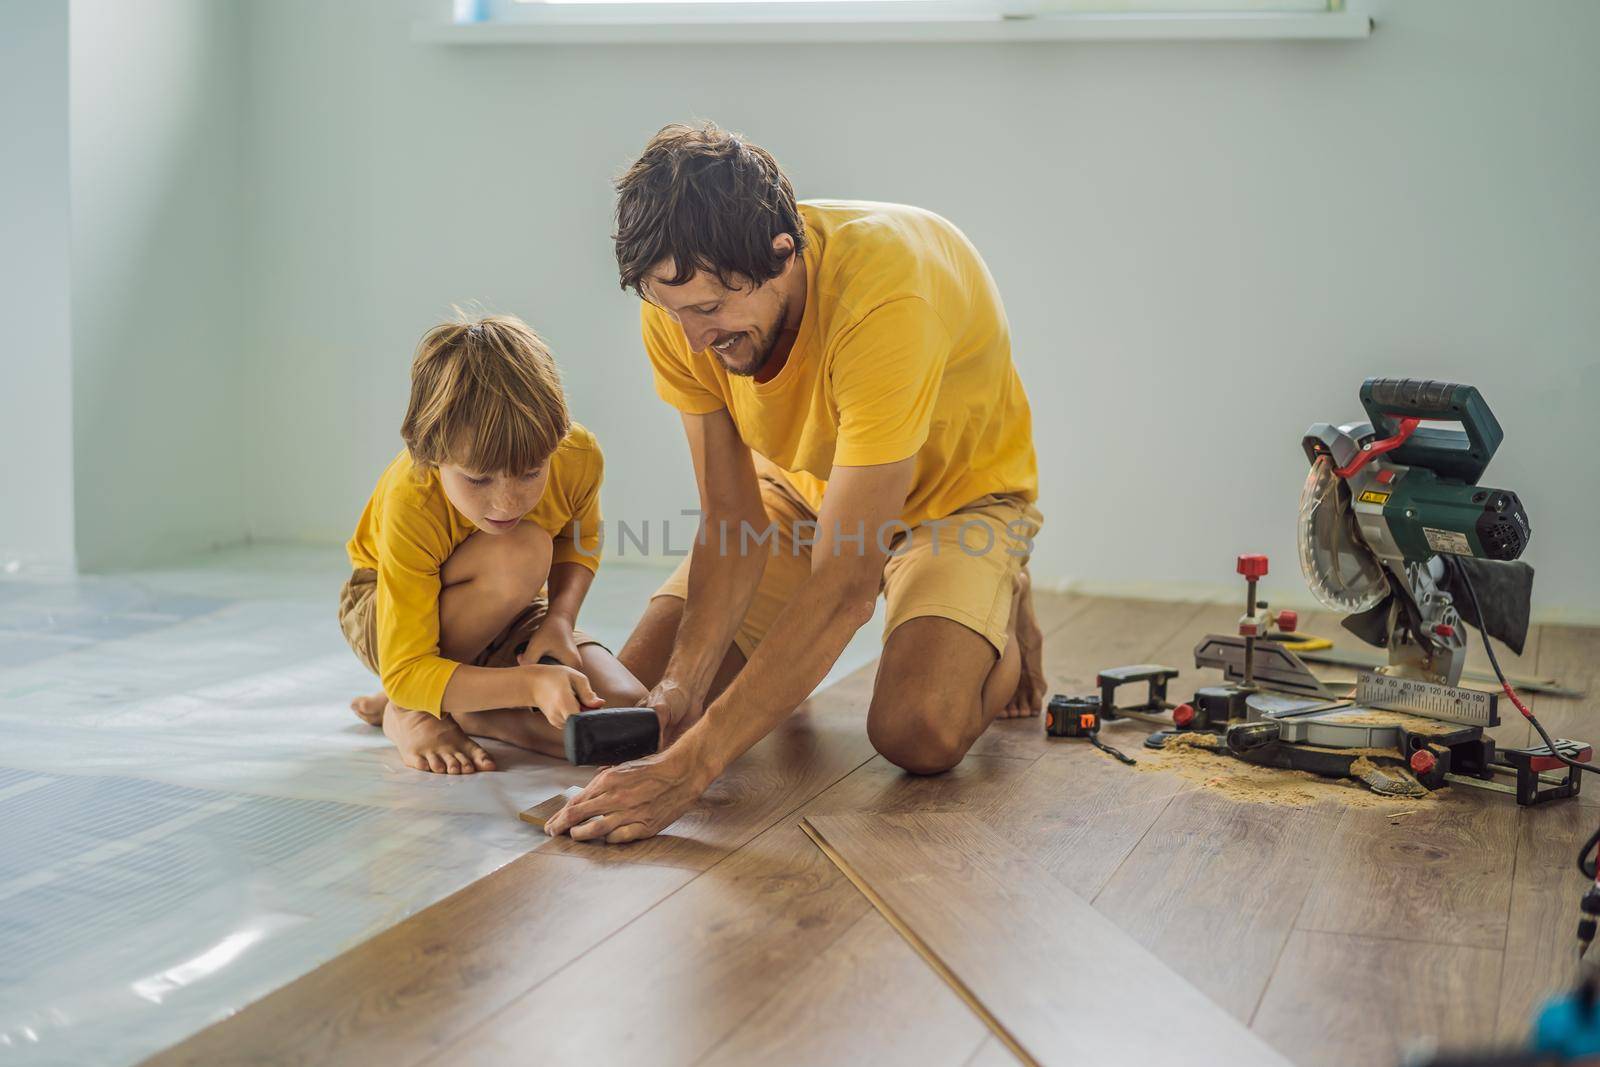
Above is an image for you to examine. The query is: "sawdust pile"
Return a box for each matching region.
[1115,729,1430,812]
[1314,708,1464,736]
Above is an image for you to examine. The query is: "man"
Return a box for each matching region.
[545,122,1044,844]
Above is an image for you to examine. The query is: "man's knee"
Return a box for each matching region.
[867,703,972,776]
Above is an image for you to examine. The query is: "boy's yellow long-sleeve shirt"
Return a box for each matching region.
[346,424,603,715]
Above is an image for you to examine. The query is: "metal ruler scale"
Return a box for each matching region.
[1355,671,1501,728]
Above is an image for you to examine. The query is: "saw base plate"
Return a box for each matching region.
[1242,692,1477,749]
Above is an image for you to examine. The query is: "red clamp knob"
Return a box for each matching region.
[1236,554,1269,580]
[1277,609,1299,633]
[1433,623,1455,638]
[1172,703,1196,728]
[1409,749,1437,776]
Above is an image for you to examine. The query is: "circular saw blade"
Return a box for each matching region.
[1298,455,1389,613]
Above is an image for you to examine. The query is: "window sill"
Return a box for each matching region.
[412,9,1373,45]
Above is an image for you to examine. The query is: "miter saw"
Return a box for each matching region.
[1131,378,1592,805]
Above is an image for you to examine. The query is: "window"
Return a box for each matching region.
[431,0,1367,43]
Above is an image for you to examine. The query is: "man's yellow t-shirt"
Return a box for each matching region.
[642,200,1037,527]
[345,423,603,715]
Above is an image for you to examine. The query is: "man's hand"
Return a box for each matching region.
[543,736,719,844]
[518,617,583,670]
[522,663,603,729]
[649,677,704,747]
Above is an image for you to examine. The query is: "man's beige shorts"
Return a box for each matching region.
[338,567,602,679]
[654,464,1042,660]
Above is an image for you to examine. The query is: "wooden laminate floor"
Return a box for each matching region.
[144,593,1600,1067]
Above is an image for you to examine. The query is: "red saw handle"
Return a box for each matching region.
[1334,417,1420,480]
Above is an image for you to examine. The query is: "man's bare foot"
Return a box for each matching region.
[350,691,386,726]
[999,569,1046,719]
[381,702,498,774]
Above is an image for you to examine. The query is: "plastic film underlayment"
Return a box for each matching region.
[0,548,612,1066]
[0,546,883,1065]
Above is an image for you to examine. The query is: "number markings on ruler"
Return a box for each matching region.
[1354,672,1501,728]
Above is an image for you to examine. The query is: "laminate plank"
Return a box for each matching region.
[519,787,580,829]
[698,908,990,1067]
[803,752,1038,820]
[433,817,873,1066]
[802,812,1293,1067]
[1252,930,1502,1067]
[140,851,694,1067]
[990,746,1192,900]
[1495,800,1600,1042]
[1295,787,1519,949]
[1092,791,1347,1022]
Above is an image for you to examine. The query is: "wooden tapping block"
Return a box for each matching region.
[519,787,583,831]
[801,812,1293,1067]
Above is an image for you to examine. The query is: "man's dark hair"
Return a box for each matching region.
[614,122,807,298]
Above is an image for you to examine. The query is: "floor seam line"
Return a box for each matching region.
[1081,599,1212,906]
[1086,789,1181,906]
[689,904,880,1066]
[1244,808,1339,1027]
[1036,595,1097,641]
[1285,925,1505,952]
[413,858,714,1063]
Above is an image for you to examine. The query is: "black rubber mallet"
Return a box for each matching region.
[536,657,659,765]
[564,707,660,766]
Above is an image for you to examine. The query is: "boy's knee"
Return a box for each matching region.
[602,677,650,708]
[463,523,551,597]
[867,704,971,776]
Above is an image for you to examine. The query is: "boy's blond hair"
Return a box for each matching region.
[401,314,570,475]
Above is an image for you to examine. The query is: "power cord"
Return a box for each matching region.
[1452,560,1600,925]
[1453,561,1599,783]
[1089,735,1137,766]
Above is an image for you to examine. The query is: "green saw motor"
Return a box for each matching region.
[1302,378,1532,570]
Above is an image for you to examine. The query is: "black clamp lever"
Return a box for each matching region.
[1096,665,1181,721]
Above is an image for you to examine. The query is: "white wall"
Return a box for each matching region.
[69,0,249,570]
[0,0,76,575]
[229,0,1597,621]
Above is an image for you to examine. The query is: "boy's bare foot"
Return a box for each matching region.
[454,707,567,761]
[382,702,498,774]
[350,691,387,726]
[999,569,1047,719]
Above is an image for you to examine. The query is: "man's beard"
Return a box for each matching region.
[715,296,788,378]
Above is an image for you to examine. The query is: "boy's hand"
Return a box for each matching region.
[519,617,583,670]
[523,664,603,729]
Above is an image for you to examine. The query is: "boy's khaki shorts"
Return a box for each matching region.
[654,463,1042,660]
[338,567,603,679]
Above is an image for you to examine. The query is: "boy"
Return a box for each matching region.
[341,314,646,774]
